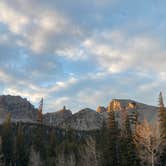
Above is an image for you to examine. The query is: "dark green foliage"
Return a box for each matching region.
[15,123,29,166]
[57,127,86,165]
[119,115,139,166]
[98,108,141,166]
[158,92,166,140]
[0,123,88,166]
[33,124,48,161]
[158,92,166,166]
[0,91,165,166]
[2,114,14,166]
[103,110,119,166]
[45,128,57,166]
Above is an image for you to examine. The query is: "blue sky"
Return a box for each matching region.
[0,0,166,112]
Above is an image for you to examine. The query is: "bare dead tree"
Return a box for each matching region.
[134,118,160,166]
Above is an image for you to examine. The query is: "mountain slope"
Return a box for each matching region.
[0,95,37,123]
[43,106,72,126]
[59,108,104,130]
[0,95,159,130]
[108,99,158,123]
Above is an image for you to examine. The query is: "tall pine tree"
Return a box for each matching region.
[103,108,118,166]
[45,128,57,166]
[158,92,166,165]
[15,123,29,166]
[119,108,139,166]
[2,114,14,166]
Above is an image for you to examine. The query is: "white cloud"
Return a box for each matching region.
[48,77,78,92]
[3,88,43,103]
[0,2,29,34]
[0,0,166,113]
[56,47,87,60]
[83,31,166,74]
[0,0,82,54]
[0,69,79,109]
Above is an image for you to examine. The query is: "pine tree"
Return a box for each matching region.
[45,128,57,166]
[158,92,166,165]
[119,108,139,166]
[33,124,45,158]
[125,114,139,166]
[98,120,108,164]
[158,92,166,139]
[2,114,14,166]
[103,108,118,166]
[15,123,29,166]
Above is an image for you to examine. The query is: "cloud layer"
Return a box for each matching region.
[0,0,166,112]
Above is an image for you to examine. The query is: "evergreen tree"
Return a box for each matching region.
[2,114,14,166]
[124,114,139,166]
[97,120,108,165]
[158,92,166,139]
[103,109,118,166]
[15,123,29,166]
[158,92,166,165]
[33,124,47,160]
[45,128,57,166]
[119,108,139,166]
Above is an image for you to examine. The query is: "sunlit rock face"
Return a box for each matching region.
[47,99,158,130]
[0,95,159,130]
[96,106,106,113]
[108,99,122,112]
[107,99,137,112]
[100,99,158,124]
[127,102,137,109]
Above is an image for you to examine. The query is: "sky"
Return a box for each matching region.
[0,0,166,113]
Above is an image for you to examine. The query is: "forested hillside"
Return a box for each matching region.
[0,93,165,166]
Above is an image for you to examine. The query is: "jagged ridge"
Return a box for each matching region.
[0,95,159,130]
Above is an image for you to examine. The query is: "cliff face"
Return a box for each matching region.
[56,99,158,130]
[0,96,161,166]
[0,95,159,130]
[96,106,106,113]
[102,99,158,123]
[43,107,72,126]
[0,95,37,123]
[59,108,104,131]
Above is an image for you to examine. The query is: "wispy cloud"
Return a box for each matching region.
[0,0,166,112]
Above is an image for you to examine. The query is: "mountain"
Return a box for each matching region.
[0,95,37,123]
[0,95,159,130]
[0,96,162,166]
[59,108,104,130]
[56,99,158,130]
[43,106,72,126]
[100,99,159,123]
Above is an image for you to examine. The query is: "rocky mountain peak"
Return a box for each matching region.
[0,95,159,130]
[99,99,158,124]
[96,106,106,113]
[43,106,72,126]
[59,108,104,130]
[59,106,71,114]
[0,95,37,122]
[0,95,35,112]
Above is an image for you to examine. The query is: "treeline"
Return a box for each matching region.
[0,118,87,166]
[0,93,165,166]
[97,92,166,166]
